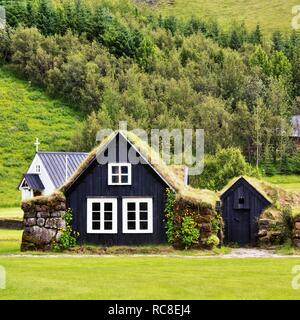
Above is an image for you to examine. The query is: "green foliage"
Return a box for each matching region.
[180,216,200,249]
[0,1,297,161]
[0,27,12,63]
[0,66,82,207]
[250,46,292,80]
[206,234,220,248]
[164,188,176,245]
[288,152,300,175]
[3,0,155,67]
[53,208,79,251]
[192,147,257,191]
[229,30,242,50]
[250,25,262,45]
[0,0,300,207]
[211,211,222,234]
[261,147,277,176]
[280,206,294,243]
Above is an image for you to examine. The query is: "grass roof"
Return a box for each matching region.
[22,191,65,206]
[219,175,300,213]
[60,130,218,207]
[60,132,115,193]
[219,176,273,203]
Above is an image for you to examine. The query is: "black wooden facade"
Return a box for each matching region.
[220,177,271,246]
[65,133,169,245]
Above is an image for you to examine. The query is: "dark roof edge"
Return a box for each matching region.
[220,176,272,205]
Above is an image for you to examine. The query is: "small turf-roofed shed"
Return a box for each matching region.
[220,176,271,246]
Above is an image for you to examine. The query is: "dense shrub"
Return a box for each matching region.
[164,189,222,249]
[206,234,220,248]
[191,147,258,191]
[53,208,79,251]
[280,206,294,243]
[181,216,200,249]
[164,188,176,245]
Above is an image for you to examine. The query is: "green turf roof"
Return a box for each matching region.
[219,176,273,204]
[61,130,218,207]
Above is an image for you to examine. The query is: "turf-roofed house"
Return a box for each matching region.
[20,131,220,250]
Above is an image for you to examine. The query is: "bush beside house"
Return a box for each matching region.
[165,189,222,250]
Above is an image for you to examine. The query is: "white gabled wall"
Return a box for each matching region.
[21,187,33,200]
[28,154,56,195]
[19,154,56,199]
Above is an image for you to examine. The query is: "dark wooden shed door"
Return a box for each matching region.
[230,209,250,245]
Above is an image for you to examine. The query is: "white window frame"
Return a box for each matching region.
[87,198,117,234]
[20,178,29,189]
[122,198,153,234]
[35,165,41,173]
[108,163,132,185]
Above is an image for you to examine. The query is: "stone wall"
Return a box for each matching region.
[293,216,300,248]
[257,218,282,245]
[21,193,66,251]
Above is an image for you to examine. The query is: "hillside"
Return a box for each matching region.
[0,66,83,207]
[156,0,299,33]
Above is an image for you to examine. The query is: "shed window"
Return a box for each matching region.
[87,198,117,234]
[238,197,245,205]
[122,198,153,233]
[36,165,41,173]
[108,163,131,185]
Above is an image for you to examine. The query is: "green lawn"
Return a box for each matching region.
[0,231,299,299]
[0,66,83,207]
[157,0,299,33]
[0,207,23,221]
[0,256,299,299]
[263,175,300,192]
[0,229,22,254]
[0,229,231,256]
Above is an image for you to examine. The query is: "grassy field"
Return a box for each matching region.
[0,66,83,207]
[0,229,22,254]
[0,229,231,256]
[0,256,299,299]
[0,207,23,220]
[0,228,299,299]
[0,229,299,300]
[157,0,299,33]
[263,175,300,192]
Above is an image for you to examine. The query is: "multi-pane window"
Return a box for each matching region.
[36,165,41,173]
[122,198,153,233]
[87,198,117,234]
[108,163,131,185]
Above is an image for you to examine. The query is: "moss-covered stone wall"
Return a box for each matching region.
[172,198,222,249]
[21,193,66,251]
